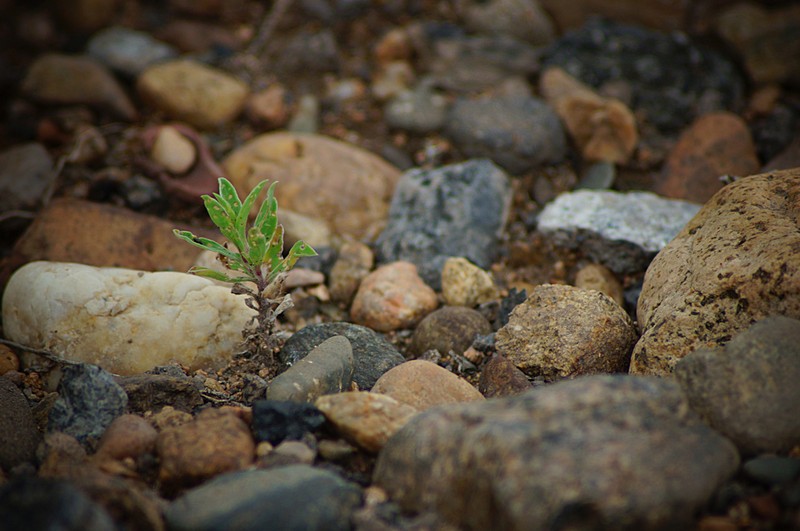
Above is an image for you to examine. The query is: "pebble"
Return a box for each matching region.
[315,392,418,453]
[164,465,362,531]
[223,132,401,240]
[477,354,532,398]
[374,27,412,64]
[385,82,449,133]
[463,0,556,45]
[251,400,326,446]
[743,455,800,486]
[287,94,320,134]
[0,143,54,212]
[95,414,158,461]
[632,170,800,375]
[375,159,512,289]
[371,360,484,411]
[674,316,800,455]
[86,26,177,77]
[48,363,128,446]
[444,96,567,174]
[56,0,117,33]
[372,61,415,101]
[148,406,193,431]
[374,375,739,530]
[267,336,354,402]
[655,112,760,203]
[246,84,292,129]
[350,262,438,332]
[540,67,638,164]
[496,284,637,379]
[6,197,211,273]
[328,241,374,306]
[21,53,136,120]
[279,322,404,390]
[279,210,333,250]
[408,306,492,358]
[541,18,744,134]
[137,60,249,129]
[259,440,317,468]
[2,262,255,375]
[536,189,701,274]
[157,407,255,493]
[574,263,624,307]
[149,124,197,174]
[116,373,203,414]
[0,376,40,470]
[440,257,500,307]
[578,160,616,189]
[275,29,340,74]
[0,345,20,375]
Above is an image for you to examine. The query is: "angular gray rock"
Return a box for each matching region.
[0,376,41,470]
[674,316,800,455]
[374,375,739,530]
[375,159,512,289]
[165,465,362,531]
[268,336,354,402]
[537,189,701,274]
[444,96,566,174]
[279,322,403,390]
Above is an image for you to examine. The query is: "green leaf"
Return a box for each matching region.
[218,178,242,215]
[269,240,317,283]
[211,192,236,220]
[236,180,268,238]
[254,182,278,241]
[188,266,254,284]
[266,225,284,271]
[203,196,244,252]
[247,227,268,265]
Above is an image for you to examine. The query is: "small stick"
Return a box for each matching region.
[0,338,81,366]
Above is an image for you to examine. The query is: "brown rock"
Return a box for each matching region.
[574,263,624,307]
[116,374,203,414]
[372,360,484,411]
[155,20,240,53]
[539,0,689,32]
[148,406,193,431]
[138,60,248,129]
[315,392,418,453]
[246,84,292,129]
[0,376,41,470]
[540,67,637,164]
[350,262,438,332]
[440,257,499,307]
[21,54,136,120]
[478,354,532,398]
[374,28,412,64]
[656,112,759,203]
[763,136,800,172]
[56,0,118,33]
[223,132,401,240]
[0,345,20,375]
[96,414,158,461]
[329,240,374,306]
[408,306,492,357]
[496,284,637,379]
[631,170,800,375]
[157,407,255,493]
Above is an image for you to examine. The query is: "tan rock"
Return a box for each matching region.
[540,67,637,164]
[655,112,759,203]
[223,132,401,240]
[246,84,292,129]
[0,344,19,375]
[441,257,499,307]
[315,392,418,453]
[137,60,248,129]
[372,360,484,410]
[329,241,374,306]
[574,263,624,307]
[96,414,158,461]
[150,125,196,174]
[350,262,438,332]
[632,170,800,375]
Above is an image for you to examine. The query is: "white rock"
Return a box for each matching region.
[150,125,196,174]
[2,262,254,375]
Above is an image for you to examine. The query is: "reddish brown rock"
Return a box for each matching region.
[350,262,438,332]
[96,414,158,461]
[655,112,759,203]
[478,354,533,398]
[371,360,484,411]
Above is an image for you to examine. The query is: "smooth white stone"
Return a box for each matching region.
[2,262,255,375]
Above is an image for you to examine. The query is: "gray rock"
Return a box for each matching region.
[537,189,701,274]
[374,375,739,530]
[268,336,354,402]
[165,465,362,531]
[743,455,800,486]
[48,363,128,446]
[674,316,800,455]
[444,96,566,174]
[385,82,449,133]
[279,322,404,390]
[0,143,54,213]
[0,376,40,470]
[375,159,512,289]
[409,306,492,357]
[87,26,177,77]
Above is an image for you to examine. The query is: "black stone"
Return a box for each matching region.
[251,400,326,445]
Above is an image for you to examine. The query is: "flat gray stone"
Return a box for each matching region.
[268,336,354,402]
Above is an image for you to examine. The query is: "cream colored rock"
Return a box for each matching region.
[441,257,499,307]
[2,262,254,375]
[574,263,624,307]
[150,125,196,174]
[372,360,484,410]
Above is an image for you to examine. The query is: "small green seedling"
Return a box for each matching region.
[174,177,317,372]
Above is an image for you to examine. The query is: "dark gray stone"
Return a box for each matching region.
[0,376,40,470]
[268,336,353,402]
[444,96,566,174]
[675,316,800,455]
[409,306,492,357]
[48,363,128,446]
[87,26,177,77]
[279,322,403,390]
[0,477,116,531]
[743,456,800,486]
[374,375,739,530]
[251,400,326,445]
[0,143,54,213]
[375,159,512,289]
[165,465,362,531]
[537,189,701,274]
[541,18,745,134]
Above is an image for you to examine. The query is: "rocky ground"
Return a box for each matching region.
[1,0,800,529]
